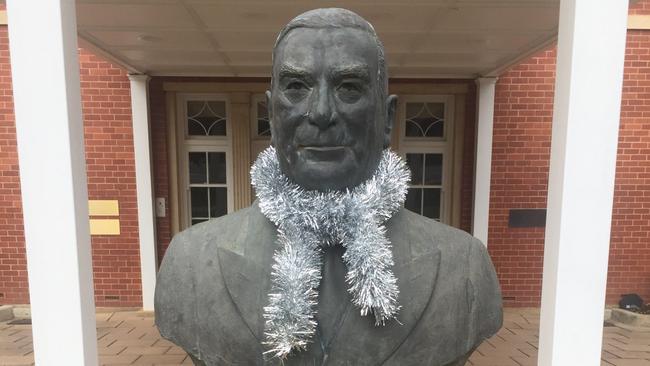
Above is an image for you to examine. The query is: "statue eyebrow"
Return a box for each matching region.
[278,64,313,82]
[330,64,370,81]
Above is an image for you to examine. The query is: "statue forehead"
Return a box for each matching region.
[273,27,379,72]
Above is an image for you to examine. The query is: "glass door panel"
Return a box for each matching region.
[188,151,228,225]
[404,152,443,221]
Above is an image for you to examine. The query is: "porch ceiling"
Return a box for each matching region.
[76,0,560,79]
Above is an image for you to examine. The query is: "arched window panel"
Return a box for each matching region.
[186,100,227,136]
[404,102,445,138]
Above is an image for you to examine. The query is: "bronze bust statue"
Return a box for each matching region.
[155,8,502,366]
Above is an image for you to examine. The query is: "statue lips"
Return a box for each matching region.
[299,145,348,162]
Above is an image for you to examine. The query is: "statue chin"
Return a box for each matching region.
[283,153,369,191]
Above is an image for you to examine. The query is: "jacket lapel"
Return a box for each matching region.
[217,204,277,343]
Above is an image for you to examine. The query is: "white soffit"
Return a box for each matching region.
[76,0,561,78]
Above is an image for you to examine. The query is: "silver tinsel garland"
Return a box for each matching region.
[250,146,410,359]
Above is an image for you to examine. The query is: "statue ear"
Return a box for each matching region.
[266,90,274,146]
[384,94,398,148]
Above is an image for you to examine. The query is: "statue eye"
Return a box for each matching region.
[287,81,307,90]
[337,82,363,103]
[339,82,361,93]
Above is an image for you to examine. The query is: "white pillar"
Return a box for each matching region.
[128,74,158,311]
[6,1,98,365]
[538,1,628,365]
[472,77,497,246]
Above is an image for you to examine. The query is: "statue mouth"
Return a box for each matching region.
[302,145,345,151]
[299,145,348,161]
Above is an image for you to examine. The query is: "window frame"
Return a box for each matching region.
[176,93,234,230]
[398,95,455,224]
[401,147,451,223]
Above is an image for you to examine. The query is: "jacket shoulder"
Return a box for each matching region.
[173,205,261,251]
[154,204,267,363]
[386,210,502,364]
[409,211,503,349]
[392,208,480,257]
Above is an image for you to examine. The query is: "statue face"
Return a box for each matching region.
[268,27,397,191]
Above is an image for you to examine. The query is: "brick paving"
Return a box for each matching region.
[0,308,649,365]
[468,308,650,366]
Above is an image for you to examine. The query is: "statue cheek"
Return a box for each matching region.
[334,94,371,114]
[275,100,309,126]
[338,100,377,129]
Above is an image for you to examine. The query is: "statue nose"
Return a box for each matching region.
[308,84,335,129]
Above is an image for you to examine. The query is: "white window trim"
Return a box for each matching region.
[176,93,234,230]
[398,95,455,224]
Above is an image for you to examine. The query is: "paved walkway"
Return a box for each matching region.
[468,308,650,366]
[0,308,649,365]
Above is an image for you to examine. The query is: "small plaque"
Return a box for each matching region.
[89,219,121,235]
[508,209,546,228]
[88,200,119,216]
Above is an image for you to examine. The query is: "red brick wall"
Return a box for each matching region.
[489,49,556,307]
[607,28,650,304]
[0,26,28,305]
[630,0,650,15]
[0,28,142,306]
[79,49,142,307]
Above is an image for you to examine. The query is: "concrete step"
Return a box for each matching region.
[0,305,13,322]
[611,308,650,328]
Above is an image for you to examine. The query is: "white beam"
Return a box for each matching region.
[128,74,158,311]
[472,77,497,246]
[538,1,628,365]
[6,0,98,365]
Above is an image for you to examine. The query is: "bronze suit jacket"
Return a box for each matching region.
[155,202,502,366]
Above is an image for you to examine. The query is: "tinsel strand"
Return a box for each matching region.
[250,146,410,358]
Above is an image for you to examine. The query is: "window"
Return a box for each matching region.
[178,94,233,228]
[187,152,228,225]
[404,152,444,220]
[399,95,454,223]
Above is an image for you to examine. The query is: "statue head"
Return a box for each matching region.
[267,8,398,191]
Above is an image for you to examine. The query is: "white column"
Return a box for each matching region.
[6,1,98,365]
[128,74,158,311]
[538,1,628,365]
[472,77,497,245]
